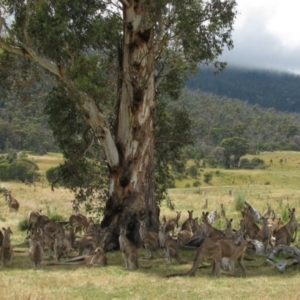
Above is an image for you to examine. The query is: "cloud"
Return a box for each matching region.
[220,1,300,74]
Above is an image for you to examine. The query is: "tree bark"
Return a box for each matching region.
[101,1,159,248]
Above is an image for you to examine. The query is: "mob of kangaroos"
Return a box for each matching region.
[2,196,299,278]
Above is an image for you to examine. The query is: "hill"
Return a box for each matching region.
[186,67,300,113]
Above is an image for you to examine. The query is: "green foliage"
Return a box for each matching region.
[166,196,175,211]
[9,159,39,182]
[185,183,191,188]
[234,193,245,211]
[186,66,300,113]
[203,172,213,184]
[45,204,64,222]
[239,157,267,169]
[0,162,10,181]
[0,157,39,182]
[18,217,29,232]
[281,206,290,223]
[219,137,249,168]
[19,151,28,159]
[46,166,61,184]
[187,165,199,178]
[0,0,238,212]
[193,181,201,187]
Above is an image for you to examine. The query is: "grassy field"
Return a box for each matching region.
[1,151,300,300]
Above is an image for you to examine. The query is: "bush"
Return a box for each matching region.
[193,181,201,187]
[0,158,39,182]
[46,166,61,183]
[281,206,290,223]
[239,157,267,169]
[234,193,245,211]
[185,183,191,188]
[45,204,64,222]
[10,159,39,182]
[203,172,213,184]
[187,165,199,178]
[18,217,29,231]
[0,162,10,181]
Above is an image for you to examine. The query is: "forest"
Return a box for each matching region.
[186,66,300,112]
[2,75,300,160]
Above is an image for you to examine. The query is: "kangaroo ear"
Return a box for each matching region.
[230,218,233,222]
[205,212,209,216]
[293,208,295,212]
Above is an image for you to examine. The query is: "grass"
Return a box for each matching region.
[1,151,300,299]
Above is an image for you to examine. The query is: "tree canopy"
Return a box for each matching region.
[0,0,238,246]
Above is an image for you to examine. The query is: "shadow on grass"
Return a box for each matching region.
[1,246,300,279]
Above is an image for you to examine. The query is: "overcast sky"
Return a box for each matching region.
[220,0,300,74]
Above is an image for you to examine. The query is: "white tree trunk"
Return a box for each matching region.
[101,1,158,246]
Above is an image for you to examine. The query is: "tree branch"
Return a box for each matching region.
[119,0,130,8]
[0,17,120,169]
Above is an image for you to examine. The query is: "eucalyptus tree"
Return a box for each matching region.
[0,0,237,245]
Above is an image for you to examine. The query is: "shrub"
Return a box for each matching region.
[185,183,191,188]
[187,165,199,178]
[18,217,29,231]
[281,206,290,223]
[46,166,61,183]
[45,204,65,222]
[234,193,245,211]
[0,162,10,181]
[193,181,201,187]
[203,172,213,184]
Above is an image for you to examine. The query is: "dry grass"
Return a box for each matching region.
[1,151,300,299]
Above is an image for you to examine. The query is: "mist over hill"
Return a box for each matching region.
[185,67,300,113]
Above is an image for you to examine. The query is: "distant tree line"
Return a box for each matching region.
[186,66,300,113]
[168,89,300,168]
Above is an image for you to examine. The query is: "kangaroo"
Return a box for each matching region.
[138,220,160,259]
[180,210,194,233]
[50,246,108,267]
[119,227,140,270]
[167,235,251,277]
[223,218,234,239]
[65,226,76,249]
[275,208,298,246]
[202,199,208,209]
[27,209,43,233]
[191,217,203,235]
[201,212,225,238]
[256,216,272,252]
[78,228,108,255]
[164,211,181,236]
[1,227,14,266]
[240,209,260,239]
[5,191,20,213]
[158,224,186,264]
[33,214,51,231]
[177,229,194,246]
[84,246,107,267]
[69,213,90,235]
[220,204,226,218]
[52,232,71,261]
[263,203,272,218]
[268,217,283,237]
[27,230,44,270]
